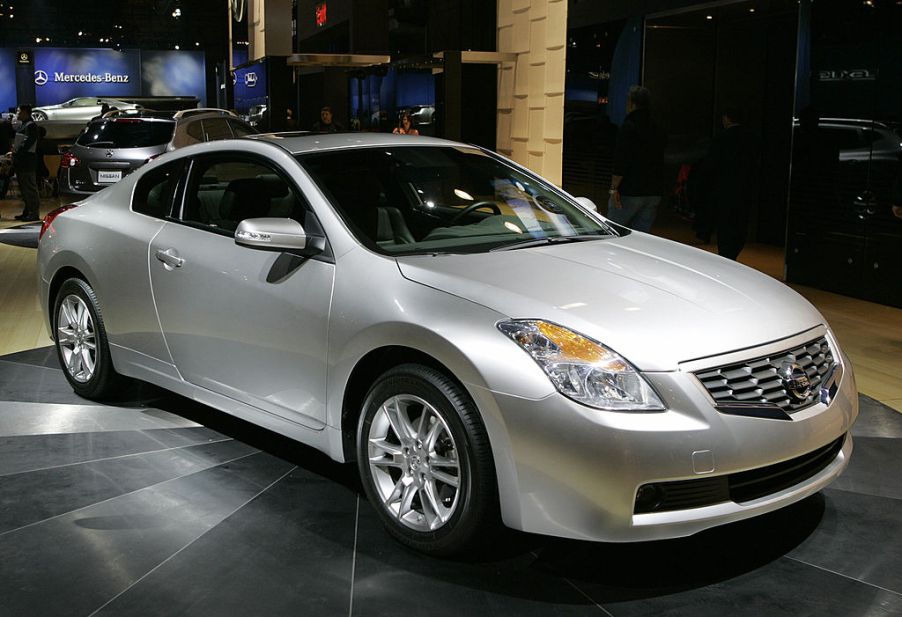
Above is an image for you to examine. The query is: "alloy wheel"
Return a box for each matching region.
[56,294,97,383]
[367,394,461,532]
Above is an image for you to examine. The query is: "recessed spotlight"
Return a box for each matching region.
[174,44,180,50]
[706,14,713,20]
[35,36,41,43]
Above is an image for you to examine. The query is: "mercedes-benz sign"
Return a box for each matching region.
[34,70,48,86]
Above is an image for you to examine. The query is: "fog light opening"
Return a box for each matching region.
[635,484,663,513]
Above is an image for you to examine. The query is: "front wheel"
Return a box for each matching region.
[357,364,498,556]
[53,278,127,400]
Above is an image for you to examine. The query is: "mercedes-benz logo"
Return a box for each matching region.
[34,70,49,86]
[779,362,812,402]
[105,150,114,159]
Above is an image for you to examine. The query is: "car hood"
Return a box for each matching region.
[396,233,825,371]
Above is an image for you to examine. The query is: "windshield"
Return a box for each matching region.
[77,120,175,148]
[299,146,616,255]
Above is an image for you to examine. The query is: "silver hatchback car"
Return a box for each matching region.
[37,134,858,555]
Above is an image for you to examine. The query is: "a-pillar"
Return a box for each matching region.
[497,0,567,185]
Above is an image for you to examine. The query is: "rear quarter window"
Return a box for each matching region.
[132,160,185,219]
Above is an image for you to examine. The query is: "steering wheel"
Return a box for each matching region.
[449,201,502,224]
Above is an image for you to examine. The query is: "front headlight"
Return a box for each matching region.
[497,319,665,411]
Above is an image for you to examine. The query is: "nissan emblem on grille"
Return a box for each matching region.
[779,361,812,401]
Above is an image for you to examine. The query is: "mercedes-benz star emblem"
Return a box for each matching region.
[105,150,114,159]
[779,361,812,402]
[34,70,49,86]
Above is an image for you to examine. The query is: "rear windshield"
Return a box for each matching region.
[77,120,175,148]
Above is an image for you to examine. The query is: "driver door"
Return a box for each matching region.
[148,153,334,428]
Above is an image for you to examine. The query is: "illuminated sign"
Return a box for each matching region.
[817,69,877,82]
[34,70,130,85]
[315,2,327,27]
[244,72,258,87]
[17,50,32,65]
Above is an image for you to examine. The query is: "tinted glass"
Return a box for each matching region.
[202,118,233,141]
[181,157,312,233]
[77,120,175,148]
[186,121,204,142]
[228,120,256,137]
[300,146,614,255]
[132,160,184,218]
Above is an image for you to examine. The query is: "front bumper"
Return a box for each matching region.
[472,330,858,543]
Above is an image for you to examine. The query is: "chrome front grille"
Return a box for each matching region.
[695,336,836,413]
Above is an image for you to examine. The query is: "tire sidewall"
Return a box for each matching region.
[52,278,118,400]
[357,365,490,554]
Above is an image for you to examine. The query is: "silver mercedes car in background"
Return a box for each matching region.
[32,97,140,122]
[37,133,858,555]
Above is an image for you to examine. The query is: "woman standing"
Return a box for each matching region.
[393,112,419,136]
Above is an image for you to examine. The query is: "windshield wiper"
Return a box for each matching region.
[490,234,607,252]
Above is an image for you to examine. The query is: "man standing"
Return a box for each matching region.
[608,86,666,232]
[312,106,343,133]
[11,105,41,222]
[702,107,759,260]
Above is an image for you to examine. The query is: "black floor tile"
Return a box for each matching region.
[596,557,902,617]
[0,451,294,617]
[0,401,199,437]
[830,436,902,500]
[788,488,902,594]
[853,395,902,439]
[351,502,603,617]
[94,466,357,617]
[0,426,228,476]
[0,358,87,404]
[0,439,257,534]
[0,346,59,370]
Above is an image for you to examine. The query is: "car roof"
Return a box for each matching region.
[248,132,471,155]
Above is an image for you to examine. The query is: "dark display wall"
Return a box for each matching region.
[786,0,902,307]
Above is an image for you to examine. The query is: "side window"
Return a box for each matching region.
[201,118,233,141]
[227,120,255,137]
[132,160,184,218]
[185,120,205,143]
[180,157,312,234]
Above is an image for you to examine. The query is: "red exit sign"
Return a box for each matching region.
[315,2,327,27]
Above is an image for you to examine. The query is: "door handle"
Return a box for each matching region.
[155,248,185,269]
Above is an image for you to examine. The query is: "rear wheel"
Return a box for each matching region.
[357,364,497,556]
[32,111,48,121]
[53,278,126,400]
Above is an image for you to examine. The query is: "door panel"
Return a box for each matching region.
[148,154,334,427]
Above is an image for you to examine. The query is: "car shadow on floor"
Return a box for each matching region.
[113,379,826,606]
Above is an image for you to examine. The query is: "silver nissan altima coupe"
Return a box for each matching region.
[37,133,858,555]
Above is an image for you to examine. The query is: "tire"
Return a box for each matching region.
[52,278,127,400]
[32,111,48,121]
[357,364,498,556]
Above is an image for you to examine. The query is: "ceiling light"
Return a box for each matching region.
[706,14,713,20]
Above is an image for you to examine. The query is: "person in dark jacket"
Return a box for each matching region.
[11,105,41,221]
[0,115,14,203]
[608,86,667,232]
[698,107,759,260]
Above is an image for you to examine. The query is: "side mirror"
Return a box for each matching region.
[574,196,598,212]
[235,218,324,255]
